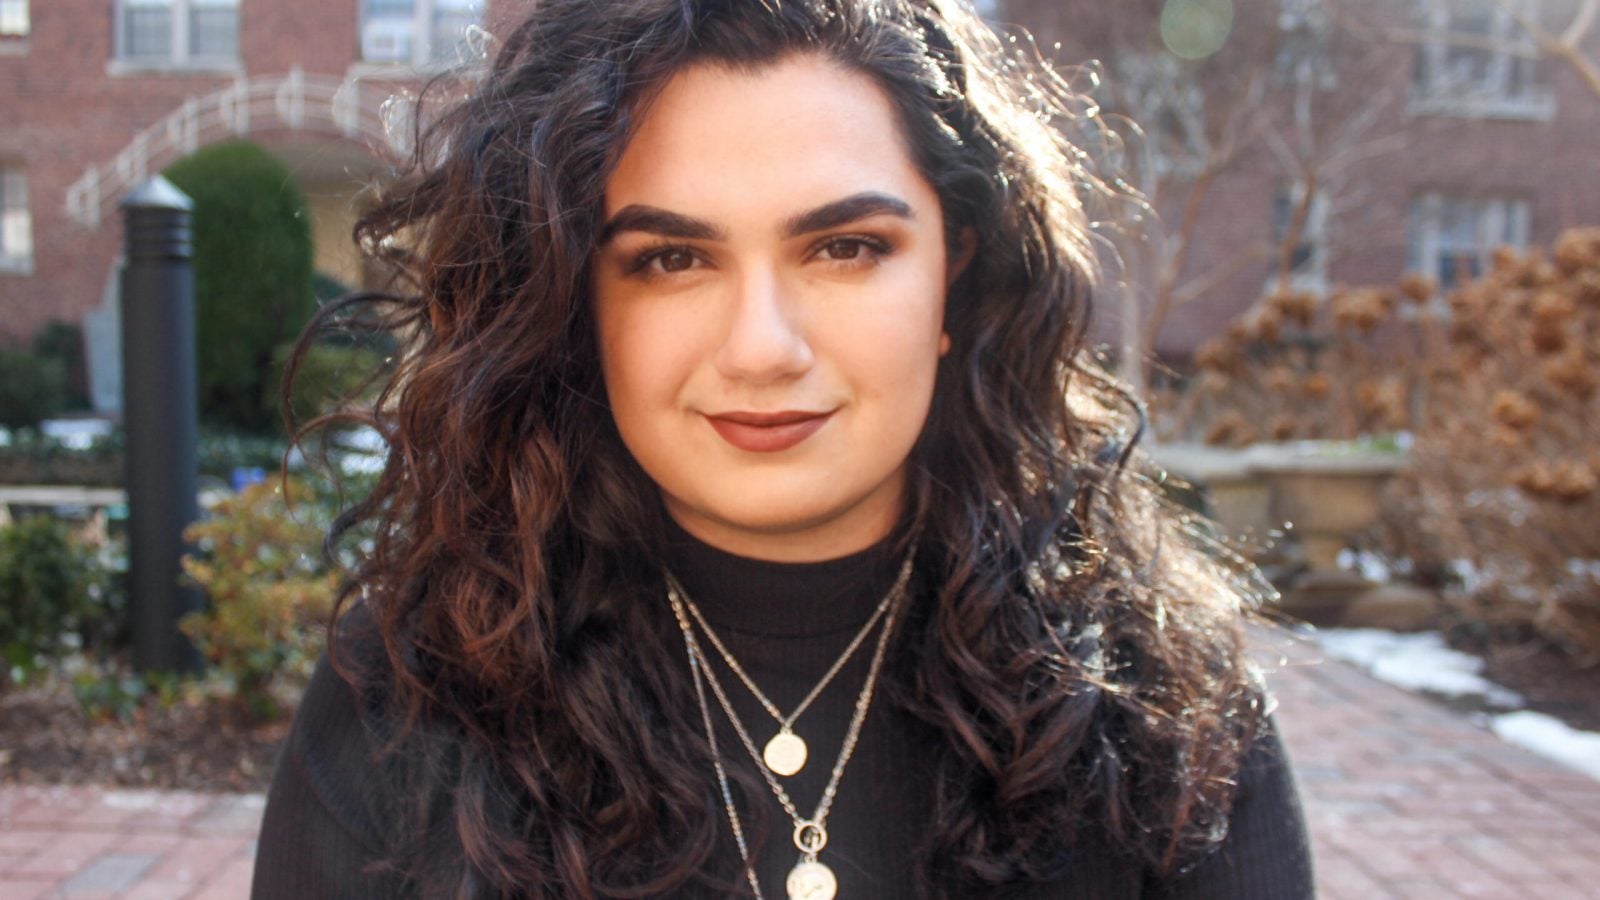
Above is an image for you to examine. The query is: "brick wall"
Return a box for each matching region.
[6,0,1598,361]
[0,0,518,342]
[1001,0,1600,361]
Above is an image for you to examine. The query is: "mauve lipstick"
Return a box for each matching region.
[704,410,833,453]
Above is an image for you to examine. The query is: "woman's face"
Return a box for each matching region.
[592,54,965,562]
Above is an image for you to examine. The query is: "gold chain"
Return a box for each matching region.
[666,551,912,732]
[670,571,908,899]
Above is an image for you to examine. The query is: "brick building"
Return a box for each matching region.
[1003,0,1600,361]
[0,0,526,412]
[2,0,1597,385]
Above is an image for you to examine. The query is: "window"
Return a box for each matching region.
[1407,193,1529,289]
[1112,52,1211,179]
[0,165,33,275]
[361,0,484,67]
[115,0,238,67]
[1275,0,1335,89]
[1412,0,1549,117]
[0,0,28,38]
[1271,182,1329,289]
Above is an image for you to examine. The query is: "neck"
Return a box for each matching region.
[660,476,907,563]
[660,514,909,638]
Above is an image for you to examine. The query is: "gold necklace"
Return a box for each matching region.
[670,574,907,900]
[665,552,912,778]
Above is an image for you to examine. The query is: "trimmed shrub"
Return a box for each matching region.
[0,515,116,683]
[0,344,65,430]
[163,141,315,435]
[30,320,90,412]
[270,342,386,431]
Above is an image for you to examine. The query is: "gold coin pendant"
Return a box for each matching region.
[763,730,808,777]
[786,859,837,900]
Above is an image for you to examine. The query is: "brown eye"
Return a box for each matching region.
[823,239,863,261]
[658,249,696,272]
[812,235,890,266]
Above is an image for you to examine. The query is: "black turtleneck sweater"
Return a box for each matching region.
[252,527,1314,899]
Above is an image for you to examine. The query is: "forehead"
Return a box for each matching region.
[605,54,931,218]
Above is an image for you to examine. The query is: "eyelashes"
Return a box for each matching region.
[622,234,896,279]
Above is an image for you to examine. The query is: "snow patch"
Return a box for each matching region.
[1315,628,1523,708]
[1490,711,1600,782]
[1316,628,1600,782]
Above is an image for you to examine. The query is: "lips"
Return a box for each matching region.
[704,410,834,453]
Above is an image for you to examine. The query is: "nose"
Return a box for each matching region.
[713,267,813,383]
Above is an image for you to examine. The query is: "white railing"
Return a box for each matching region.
[64,67,414,228]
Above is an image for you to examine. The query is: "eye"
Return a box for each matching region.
[650,248,696,273]
[823,239,864,261]
[812,235,891,265]
[627,245,702,277]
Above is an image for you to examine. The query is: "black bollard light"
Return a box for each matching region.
[120,176,203,674]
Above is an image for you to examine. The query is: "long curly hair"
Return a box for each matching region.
[288,0,1269,896]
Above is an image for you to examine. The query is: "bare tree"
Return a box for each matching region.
[1358,0,1599,103]
[1023,0,1415,388]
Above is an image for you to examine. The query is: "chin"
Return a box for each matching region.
[703,495,846,536]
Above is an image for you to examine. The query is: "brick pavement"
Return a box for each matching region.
[1262,629,1600,899]
[0,788,260,899]
[2,630,1598,898]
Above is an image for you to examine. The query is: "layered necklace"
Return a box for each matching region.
[666,551,914,900]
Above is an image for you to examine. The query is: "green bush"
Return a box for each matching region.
[0,427,296,486]
[180,478,336,719]
[0,436,121,485]
[0,344,66,430]
[30,320,90,412]
[163,140,315,436]
[0,516,116,683]
[270,342,386,430]
[196,428,292,480]
[311,270,352,304]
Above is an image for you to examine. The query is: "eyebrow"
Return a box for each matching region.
[599,191,914,244]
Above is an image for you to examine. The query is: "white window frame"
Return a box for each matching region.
[0,0,29,38]
[1275,0,1337,90]
[110,0,240,73]
[1407,192,1530,292]
[1113,51,1212,180]
[358,0,483,70]
[0,164,34,276]
[1410,0,1552,119]
[1268,181,1330,292]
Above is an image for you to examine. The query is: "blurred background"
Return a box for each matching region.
[0,1,1598,896]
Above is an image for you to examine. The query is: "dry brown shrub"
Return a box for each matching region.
[1154,227,1600,657]
[1268,415,1298,442]
[1575,273,1600,307]
[1490,390,1539,431]
[1399,273,1436,304]
[1543,354,1598,401]
[1529,321,1568,355]
[1269,289,1320,327]
[1553,227,1600,275]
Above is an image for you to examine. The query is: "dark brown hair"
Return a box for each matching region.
[289,0,1268,896]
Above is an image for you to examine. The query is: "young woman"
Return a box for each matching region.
[252,1,1313,898]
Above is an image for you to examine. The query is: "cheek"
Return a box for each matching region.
[595,300,694,422]
[836,269,948,401]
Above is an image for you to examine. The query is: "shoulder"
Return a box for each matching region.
[1152,714,1315,899]
[253,606,418,897]
[277,604,401,849]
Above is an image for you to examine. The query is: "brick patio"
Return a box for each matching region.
[2,631,1598,898]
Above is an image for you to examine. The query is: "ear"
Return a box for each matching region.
[946,226,976,289]
[940,228,976,358]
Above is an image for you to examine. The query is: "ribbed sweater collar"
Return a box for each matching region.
[660,516,907,639]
